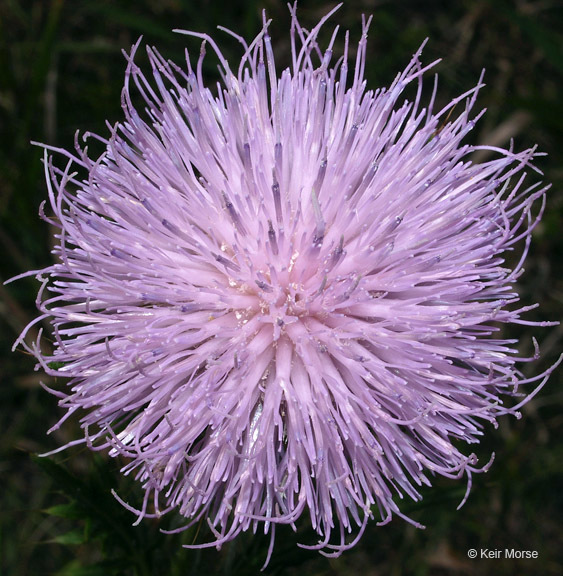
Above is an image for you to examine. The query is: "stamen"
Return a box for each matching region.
[268,219,279,255]
[311,189,325,248]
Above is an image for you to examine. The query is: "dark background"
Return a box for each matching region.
[1,1,562,574]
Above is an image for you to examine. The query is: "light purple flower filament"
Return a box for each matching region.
[14,2,560,563]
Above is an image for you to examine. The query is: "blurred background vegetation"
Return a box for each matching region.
[1,0,562,574]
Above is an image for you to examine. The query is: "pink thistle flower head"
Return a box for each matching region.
[16,3,560,561]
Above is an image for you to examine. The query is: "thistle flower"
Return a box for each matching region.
[16,3,558,561]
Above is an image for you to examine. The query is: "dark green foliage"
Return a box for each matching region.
[1,1,562,575]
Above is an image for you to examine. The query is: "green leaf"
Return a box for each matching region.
[52,530,85,546]
[44,502,83,519]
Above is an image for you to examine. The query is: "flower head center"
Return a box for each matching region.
[253,275,310,338]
